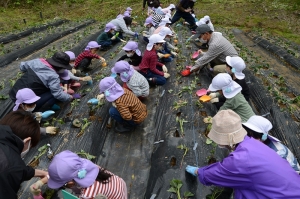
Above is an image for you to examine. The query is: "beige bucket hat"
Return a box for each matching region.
[208,110,247,146]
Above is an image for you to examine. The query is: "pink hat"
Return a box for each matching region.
[99,77,124,102]
[64,51,76,61]
[13,88,40,111]
[85,41,101,50]
[48,150,99,189]
[122,41,141,56]
[105,23,116,32]
[111,61,135,82]
[58,69,70,80]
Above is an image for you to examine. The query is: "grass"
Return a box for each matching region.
[0,0,299,44]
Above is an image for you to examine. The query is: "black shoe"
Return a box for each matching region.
[115,124,133,133]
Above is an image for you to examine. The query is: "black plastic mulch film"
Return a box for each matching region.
[0,19,68,44]
[0,21,296,199]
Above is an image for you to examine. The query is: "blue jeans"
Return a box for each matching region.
[35,91,56,111]
[140,69,166,85]
[98,41,112,47]
[109,107,137,127]
[171,11,197,30]
[158,43,174,62]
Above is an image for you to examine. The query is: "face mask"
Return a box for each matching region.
[22,104,36,112]
[200,38,207,43]
[158,46,164,50]
[58,68,65,73]
[165,38,170,42]
[218,145,226,149]
[126,53,134,57]
[111,30,115,34]
[70,63,75,67]
[21,139,31,158]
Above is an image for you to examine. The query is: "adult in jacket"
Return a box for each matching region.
[9,52,73,111]
[186,110,300,199]
[0,111,48,199]
[109,17,138,39]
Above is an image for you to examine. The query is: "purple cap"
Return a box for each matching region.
[64,51,76,61]
[122,41,141,56]
[111,61,135,82]
[48,150,99,189]
[99,77,124,102]
[58,69,70,80]
[126,7,133,11]
[13,88,40,111]
[85,41,101,50]
[144,17,155,27]
[105,23,116,32]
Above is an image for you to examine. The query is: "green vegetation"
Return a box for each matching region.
[0,0,299,44]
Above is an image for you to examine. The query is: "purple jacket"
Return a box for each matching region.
[198,136,300,198]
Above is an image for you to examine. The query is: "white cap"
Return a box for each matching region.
[226,56,246,80]
[208,73,242,98]
[146,34,166,51]
[158,17,171,27]
[204,15,210,21]
[242,115,280,142]
[196,18,206,26]
[158,27,173,38]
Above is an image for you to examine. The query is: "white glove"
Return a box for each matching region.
[112,102,117,108]
[142,33,148,37]
[111,35,117,40]
[203,116,213,124]
[171,51,178,57]
[209,93,218,99]
[100,57,106,63]
[162,65,168,73]
[82,76,92,81]
[164,73,170,78]
[97,94,104,101]
[71,68,77,74]
[30,180,44,196]
[46,127,59,135]
[210,98,219,103]
[120,39,126,42]
[34,112,42,123]
[142,31,148,33]
[157,52,164,58]
[173,47,179,52]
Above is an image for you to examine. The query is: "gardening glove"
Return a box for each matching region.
[164,73,170,78]
[111,35,117,40]
[142,32,148,37]
[72,93,81,99]
[203,116,213,124]
[100,57,106,63]
[173,47,179,52]
[120,39,126,42]
[162,65,168,73]
[46,127,59,135]
[41,110,55,119]
[30,180,44,196]
[34,112,42,123]
[94,194,108,199]
[210,98,219,103]
[171,51,178,57]
[112,102,117,108]
[142,31,148,34]
[209,93,218,99]
[88,98,99,105]
[157,52,164,58]
[82,76,92,81]
[71,68,77,74]
[186,165,198,176]
[97,94,105,101]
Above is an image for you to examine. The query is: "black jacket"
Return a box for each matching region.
[0,125,35,199]
[176,0,194,12]
[234,78,250,101]
[117,53,142,66]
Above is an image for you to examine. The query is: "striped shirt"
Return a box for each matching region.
[75,50,101,67]
[115,89,147,123]
[194,32,238,70]
[127,70,149,97]
[80,170,127,199]
[139,48,164,76]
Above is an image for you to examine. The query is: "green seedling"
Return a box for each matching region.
[177,144,189,169]
[76,149,96,160]
[9,79,16,87]
[168,89,173,93]
[173,100,188,110]
[206,187,224,199]
[76,118,91,137]
[0,95,8,100]
[167,179,194,199]
[28,144,49,167]
[196,100,204,108]
[176,116,188,136]
[50,117,65,126]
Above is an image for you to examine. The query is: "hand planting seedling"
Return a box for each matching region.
[76,149,96,160]
[76,118,91,137]
[177,144,189,169]
[28,144,49,167]
[167,179,194,199]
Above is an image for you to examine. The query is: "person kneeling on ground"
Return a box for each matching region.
[13,88,58,135]
[9,52,74,111]
[190,24,238,75]
[96,23,120,50]
[208,73,254,122]
[30,150,127,199]
[117,41,142,71]
[142,17,156,43]
[98,77,147,133]
[65,51,92,88]
[0,111,48,199]
[74,41,106,76]
[243,115,300,173]
[111,61,149,100]
[185,110,300,198]
[157,26,178,62]
[139,34,170,86]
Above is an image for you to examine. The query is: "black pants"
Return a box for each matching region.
[171,10,197,30]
